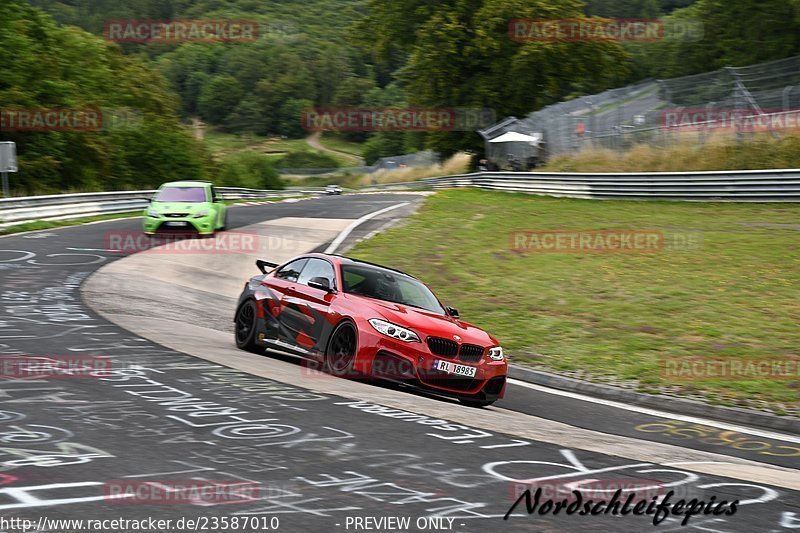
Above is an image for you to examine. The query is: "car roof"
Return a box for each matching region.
[300,253,415,279]
[159,181,212,188]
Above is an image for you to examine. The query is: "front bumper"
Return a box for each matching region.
[143,215,215,235]
[356,326,508,402]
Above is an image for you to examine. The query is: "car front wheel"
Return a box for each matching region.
[325,320,358,378]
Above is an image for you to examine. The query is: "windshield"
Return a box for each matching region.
[342,264,445,314]
[155,186,207,203]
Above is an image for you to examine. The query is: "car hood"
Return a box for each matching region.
[349,295,497,347]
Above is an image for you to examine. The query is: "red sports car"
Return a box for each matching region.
[233,253,507,407]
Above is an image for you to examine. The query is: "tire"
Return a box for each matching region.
[220,210,228,231]
[458,397,494,408]
[325,320,358,378]
[234,300,261,353]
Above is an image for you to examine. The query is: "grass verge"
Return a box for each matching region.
[0,197,301,237]
[0,212,141,236]
[349,189,800,414]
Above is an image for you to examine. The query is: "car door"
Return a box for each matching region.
[279,258,338,355]
[209,185,224,227]
[261,258,308,347]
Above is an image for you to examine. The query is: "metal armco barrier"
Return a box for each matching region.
[362,169,800,202]
[3,169,799,229]
[0,187,318,229]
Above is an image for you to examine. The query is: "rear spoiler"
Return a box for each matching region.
[256,260,278,274]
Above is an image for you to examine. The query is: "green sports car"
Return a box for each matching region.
[143,180,228,237]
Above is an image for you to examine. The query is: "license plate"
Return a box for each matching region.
[164,221,188,227]
[433,359,477,378]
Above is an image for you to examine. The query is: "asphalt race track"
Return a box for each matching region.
[0,193,797,533]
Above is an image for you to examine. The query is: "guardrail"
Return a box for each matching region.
[0,187,319,229]
[3,170,798,229]
[362,169,800,201]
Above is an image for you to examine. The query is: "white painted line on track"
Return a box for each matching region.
[67,247,122,253]
[508,378,800,444]
[324,202,410,254]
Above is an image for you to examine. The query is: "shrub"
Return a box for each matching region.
[217,152,283,190]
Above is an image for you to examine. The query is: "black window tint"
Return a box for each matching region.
[297,258,336,289]
[341,265,444,314]
[155,187,207,203]
[342,270,365,292]
[275,259,308,282]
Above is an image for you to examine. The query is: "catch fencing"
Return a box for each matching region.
[482,55,800,167]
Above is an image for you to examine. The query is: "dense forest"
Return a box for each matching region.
[1,0,209,193]
[2,0,800,192]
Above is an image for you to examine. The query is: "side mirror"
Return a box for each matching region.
[446,306,460,319]
[214,195,223,203]
[308,277,334,293]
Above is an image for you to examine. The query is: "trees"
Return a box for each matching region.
[585,0,661,17]
[356,0,630,156]
[19,0,800,183]
[218,152,283,189]
[198,74,244,124]
[634,0,800,78]
[1,0,208,193]
[33,0,373,138]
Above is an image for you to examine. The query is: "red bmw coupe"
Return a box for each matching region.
[233,253,507,406]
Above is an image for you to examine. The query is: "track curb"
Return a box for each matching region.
[508,365,800,434]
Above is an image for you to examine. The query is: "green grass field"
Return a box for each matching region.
[202,129,359,167]
[317,133,366,158]
[349,189,800,414]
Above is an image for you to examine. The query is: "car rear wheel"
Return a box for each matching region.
[325,320,358,378]
[234,300,261,353]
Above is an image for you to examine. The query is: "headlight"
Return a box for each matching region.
[193,210,209,218]
[488,347,505,361]
[369,319,420,343]
[147,208,160,218]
